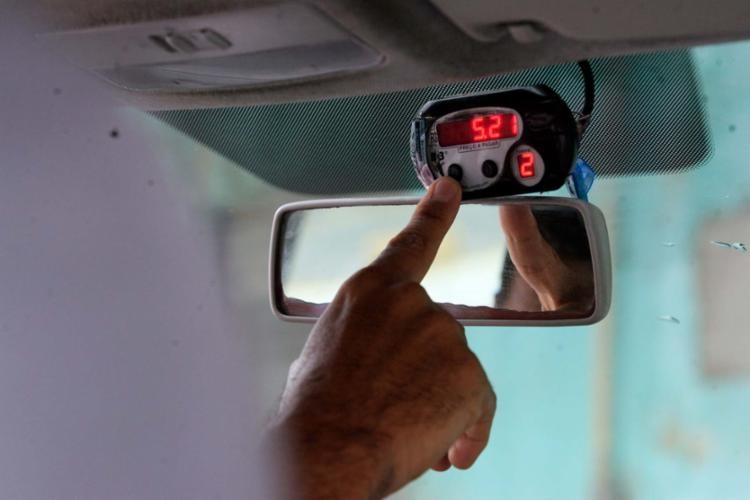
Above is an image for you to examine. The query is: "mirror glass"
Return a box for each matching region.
[275,201,597,321]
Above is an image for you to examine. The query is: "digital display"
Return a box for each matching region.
[517,151,536,178]
[436,113,519,147]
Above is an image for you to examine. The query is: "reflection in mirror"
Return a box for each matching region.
[275,201,597,322]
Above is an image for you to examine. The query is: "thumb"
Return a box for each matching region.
[371,177,461,283]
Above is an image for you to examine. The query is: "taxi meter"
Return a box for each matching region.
[410,61,595,200]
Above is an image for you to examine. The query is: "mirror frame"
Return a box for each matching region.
[269,196,612,327]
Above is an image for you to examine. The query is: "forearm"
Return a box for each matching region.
[265,416,394,500]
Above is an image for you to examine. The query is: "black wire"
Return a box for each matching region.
[576,60,595,139]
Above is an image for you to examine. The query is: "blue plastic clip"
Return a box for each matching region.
[566,157,596,201]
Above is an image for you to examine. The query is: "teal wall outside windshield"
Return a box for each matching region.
[401,41,750,500]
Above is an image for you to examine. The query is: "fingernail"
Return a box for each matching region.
[431,178,460,202]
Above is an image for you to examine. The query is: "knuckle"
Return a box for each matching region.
[346,266,386,289]
[421,307,462,334]
[377,281,433,320]
[338,266,386,302]
[393,281,429,300]
[487,386,498,411]
[453,349,484,382]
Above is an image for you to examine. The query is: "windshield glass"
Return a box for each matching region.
[187,40,750,499]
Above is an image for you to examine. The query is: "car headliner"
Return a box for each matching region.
[30,0,750,108]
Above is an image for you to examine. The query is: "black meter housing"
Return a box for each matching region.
[410,86,579,200]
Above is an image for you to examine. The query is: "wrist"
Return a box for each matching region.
[267,413,395,500]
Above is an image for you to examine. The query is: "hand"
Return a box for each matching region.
[499,205,594,312]
[269,177,496,499]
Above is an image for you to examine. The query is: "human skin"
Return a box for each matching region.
[267,177,496,499]
[499,205,594,313]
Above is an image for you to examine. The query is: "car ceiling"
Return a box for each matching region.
[32,0,750,108]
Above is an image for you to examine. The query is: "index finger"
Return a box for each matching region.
[499,205,567,307]
[371,177,461,283]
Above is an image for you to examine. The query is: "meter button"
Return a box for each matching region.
[447,164,463,181]
[481,160,499,178]
[511,146,545,187]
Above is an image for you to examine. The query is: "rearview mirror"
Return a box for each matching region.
[269,196,611,326]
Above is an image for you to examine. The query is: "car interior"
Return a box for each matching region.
[3,0,750,498]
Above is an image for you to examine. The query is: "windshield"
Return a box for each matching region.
[168,40,750,499]
[3,14,750,498]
